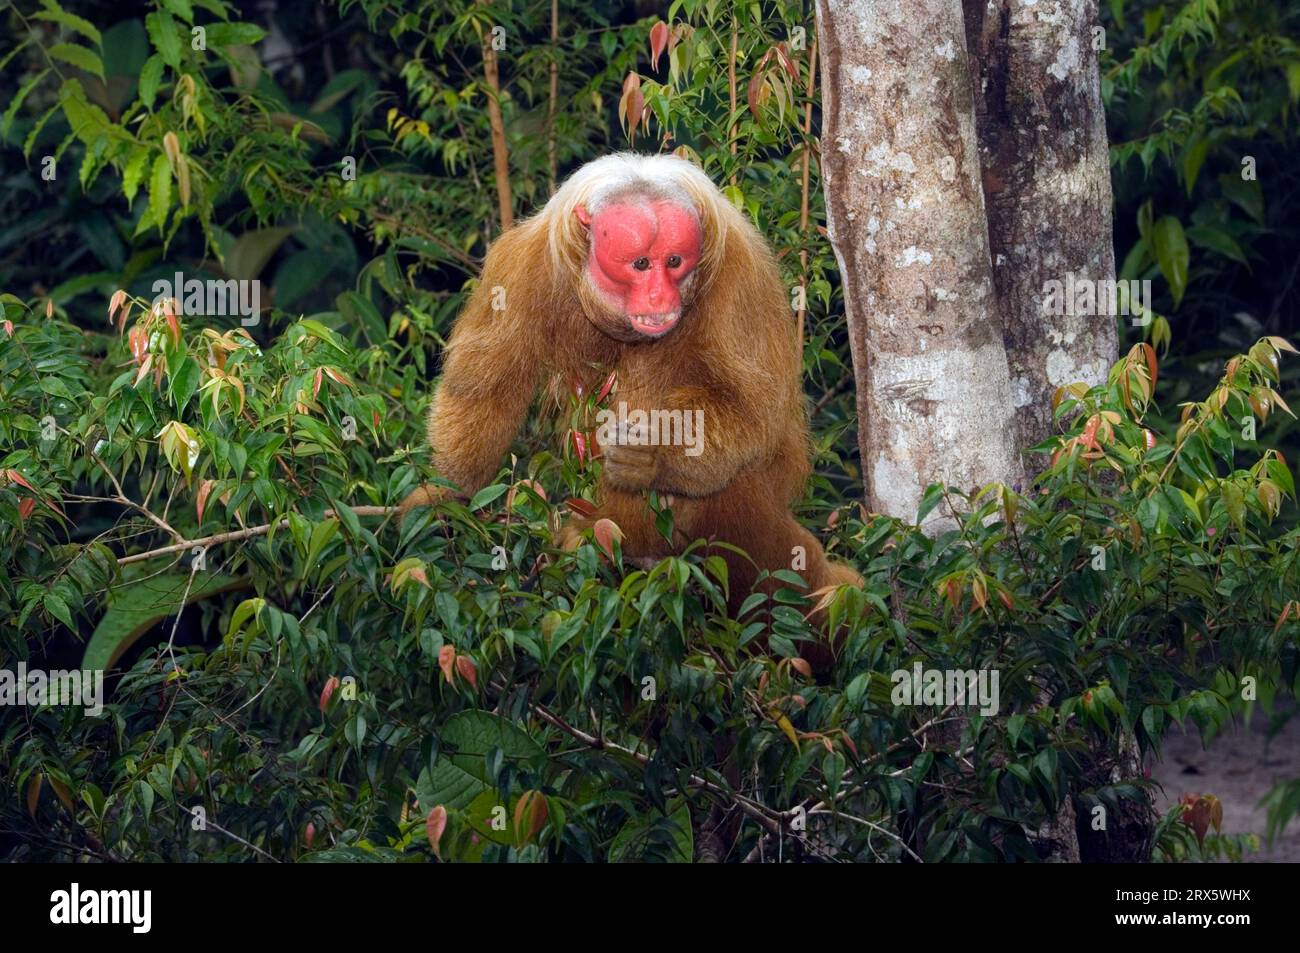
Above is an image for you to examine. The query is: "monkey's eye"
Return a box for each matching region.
[633,257,651,271]
[666,255,682,268]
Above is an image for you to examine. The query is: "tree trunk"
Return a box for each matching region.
[817,0,1141,865]
[817,0,1024,531]
[966,0,1148,863]
[965,0,1119,456]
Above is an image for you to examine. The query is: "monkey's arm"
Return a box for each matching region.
[401,229,543,511]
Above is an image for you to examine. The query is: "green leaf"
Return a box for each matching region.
[82,573,247,671]
[274,250,324,309]
[1181,137,1209,196]
[206,23,268,48]
[415,711,546,812]
[2,68,51,140]
[138,54,164,110]
[142,153,172,235]
[58,79,114,146]
[43,593,74,630]
[33,6,103,46]
[47,43,105,80]
[169,356,201,412]
[1186,224,1248,266]
[1152,216,1189,308]
[1118,235,1149,281]
[609,799,693,863]
[469,483,509,510]
[916,483,946,525]
[145,11,182,68]
[122,146,150,204]
[225,227,292,280]
[1219,174,1264,224]
[161,0,195,22]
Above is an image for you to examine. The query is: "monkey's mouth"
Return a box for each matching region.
[627,311,680,337]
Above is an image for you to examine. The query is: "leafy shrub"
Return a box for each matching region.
[1,0,1297,862]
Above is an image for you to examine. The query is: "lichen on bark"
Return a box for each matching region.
[967,0,1120,458]
[817,0,1025,528]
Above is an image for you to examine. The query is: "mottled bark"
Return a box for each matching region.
[967,1,1148,863]
[817,0,1024,528]
[966,0,1119,456]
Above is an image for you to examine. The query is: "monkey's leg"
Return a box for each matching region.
[396,483,455,522]
[782,518,862,670]
[700,495,861,669]
[554,489,680,568]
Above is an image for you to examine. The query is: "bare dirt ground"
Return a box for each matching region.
[1149,706,1300,862]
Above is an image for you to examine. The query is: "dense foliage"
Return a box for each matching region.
[1,0,1297,861]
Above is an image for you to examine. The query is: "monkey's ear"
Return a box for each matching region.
[574,204,592,227]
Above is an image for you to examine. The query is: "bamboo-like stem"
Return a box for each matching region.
[727,18,738,184]
[796,37,818,348]
[480,1,514,229]
[547,0,559,194]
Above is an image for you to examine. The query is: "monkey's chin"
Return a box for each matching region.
[626,311,681,338]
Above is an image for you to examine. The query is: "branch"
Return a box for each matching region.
[117,505,397,566]
[810,373,853,417]
[480,0,514,229]
[727,19,738,184]
[179,805,279,862]
[82,438,185,543]
[546,0,559,194]
[795,37,819,347]
[524,695,785,836]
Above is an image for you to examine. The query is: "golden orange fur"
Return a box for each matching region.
[401,154,861,654]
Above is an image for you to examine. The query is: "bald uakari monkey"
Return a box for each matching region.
[400,153,862,652]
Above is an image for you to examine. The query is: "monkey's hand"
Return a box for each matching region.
[600,422,661,492]
[638,387,763,498]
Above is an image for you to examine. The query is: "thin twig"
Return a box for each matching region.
[810,373,853,417]
[727,19,738,184]
[179,805,279,862]
[795,37,818,346]
[480,0,514,229]
[80,436,185,542]
[527,697,785,835]
[117,505,397,566]
[808,807,922,862]
[546,0,559,194]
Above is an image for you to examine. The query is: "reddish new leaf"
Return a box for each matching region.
[438,645,456,685]
[319,676,340,712]
[455,655,478,691]
[426,805,448,858]
[649,21,669,71]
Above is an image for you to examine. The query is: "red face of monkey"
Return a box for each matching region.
[576,199,702,339]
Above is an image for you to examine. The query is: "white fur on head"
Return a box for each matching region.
[543,152,731,287]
